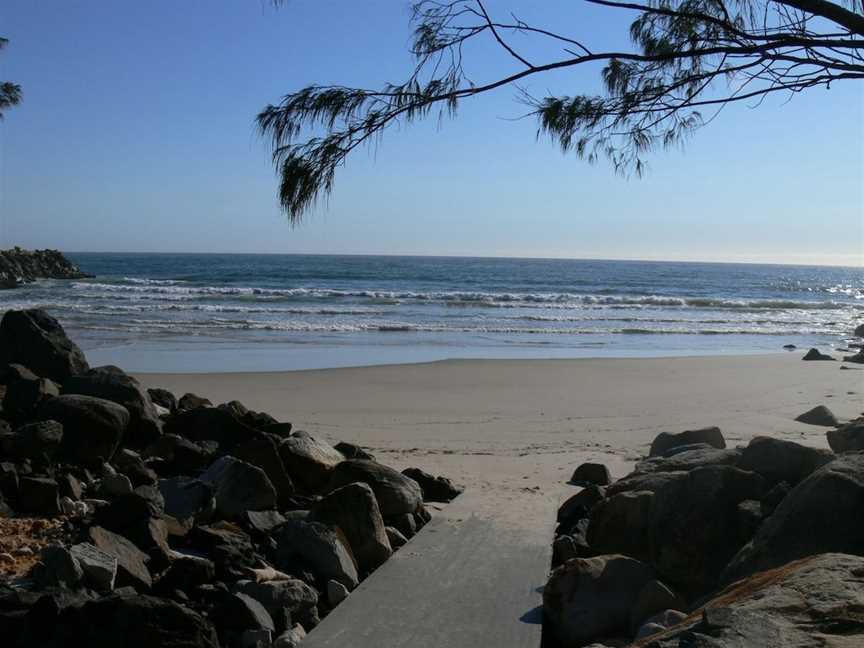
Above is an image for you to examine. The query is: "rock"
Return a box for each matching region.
[0,309,89,382]
[70,542,117,591]
[0,248,91,288]
[2,365,59,423]
[327,579,349,606]
[855,323,864,337]
[63,365,162,448]
[658,553,864,647]
[113,448,158,487]
[148,387,177,412]
[274,518,359,589]
[200,456,278,519]
[99,472,134,498]
[794,404,839,427]
[557,484,606,532]
[178,392,212,411]
[144,434,214,475]
[188,523,257,580]
[802,347,835,361]
[844,349,864,363]
[552,534,591,566]
[385,526,408,549]
[724,453,864,583]
[159,552,215,593]
[38,394,129,465]
[827,416,864,452]
[629,579,686,632]
[568,462,612,486]
[634,609,687,640]
[17,476,60,515]
[543,554,655,646]
[164,407,258,451]
[245,510,287,535]
[334,441,374,460]
[88,525,152,590]
[387,512,417,539]
[327,459,422,516]
[232,435,295,504]
[218,399,249,418]
[274,625,306,648]
[66,594,219,648]
[649,426,725,457]
[39,545,84,587]
[312,481,392,573]
[635,444,741,474]
[6,420,63,461]
[402,467,463,501]
[650,465,766,594]
[279,432,345,493]
[262,422,294,439]
[737,436,833,485]
[606,471,686,497]
[216,592,276,636]
[237,578,320,631]
[782,344,796,350]
[240,629,272,648]
[587,490,654,562]
[158,477,215,526]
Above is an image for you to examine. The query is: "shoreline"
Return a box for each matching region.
[136,353,863,512]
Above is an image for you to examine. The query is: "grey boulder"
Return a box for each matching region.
[649,426,725,457]
[38,394,129,465]
[200,456,277,519]
[274,518,359,589]
[0,308,89,382]
[327,459,423,516]
[737,436,833,485]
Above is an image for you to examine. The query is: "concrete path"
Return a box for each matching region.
[301,490,556,648]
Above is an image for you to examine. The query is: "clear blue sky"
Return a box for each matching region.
[1,1,862,265]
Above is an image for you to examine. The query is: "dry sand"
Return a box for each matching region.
[137,353,863,528]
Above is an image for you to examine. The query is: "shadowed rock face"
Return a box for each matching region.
[639,553,864,648]
[723,453,864,584]
[0,248,91,289]
[0,309,90,382]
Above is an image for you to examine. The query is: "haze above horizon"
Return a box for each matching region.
[1,1,862,267]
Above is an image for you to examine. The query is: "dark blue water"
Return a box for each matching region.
[1,253,861,372]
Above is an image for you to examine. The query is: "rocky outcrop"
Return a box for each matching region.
[649,426,725,457]
[639,554,864,647]
[0,247,91,289]
[0,307,460,648]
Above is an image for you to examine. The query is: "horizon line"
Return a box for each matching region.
[48,249,864,270]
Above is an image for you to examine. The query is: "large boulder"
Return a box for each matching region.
[649,465,766,595]
[723,453,864,583]
[2,364,59,423]
[587,490,654,562]
[649,426,725,457]
[653,554,864,647]
[569,462,612,486]
[144,434,215,475]
[188,523,257,581]
[279,432,345,493]
[827,417,864,453]
[606,471,686,497]
[158,477,216,526]
[64,594,219,648]
[87,525,152,590]
[802,347,835,361]
[4,420,63,462]
[147,387,177,412]
[236,578,320,631]
[38,394,129,465]
[543,554,655,646]
[401,467,462,502]
[274,519,359,589]
[737,436,833,485]
[327,459,423,516]
[232,435,295,504]
[70,542,118,592]
[164,407,258,451]
[635,444,741,474]
[17,476,60,515]
[844,349,864,363]
[0,309,89,382]
[312,482,392,574]
[63,365,162,448]
[200,456,277,519]
[794,404,839,427]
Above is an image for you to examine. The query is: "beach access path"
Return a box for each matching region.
[137,353,863,647]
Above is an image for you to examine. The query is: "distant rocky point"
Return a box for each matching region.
[0,247,92,289]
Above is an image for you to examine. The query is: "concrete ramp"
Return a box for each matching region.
[301,491,555,648]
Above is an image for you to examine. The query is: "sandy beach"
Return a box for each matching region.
[137,353,863,526]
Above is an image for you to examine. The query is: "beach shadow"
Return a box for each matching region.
[520,605,543,625]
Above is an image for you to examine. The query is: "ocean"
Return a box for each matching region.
[1,253,861,372]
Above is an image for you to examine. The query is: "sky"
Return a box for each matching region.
[0,0,862,266]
